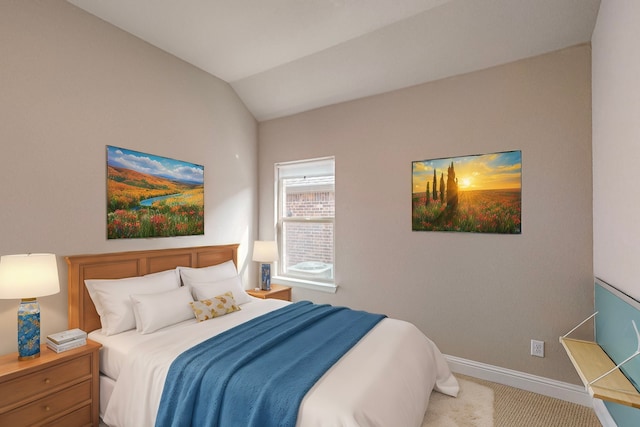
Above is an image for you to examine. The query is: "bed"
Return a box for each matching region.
[66,244,458,427]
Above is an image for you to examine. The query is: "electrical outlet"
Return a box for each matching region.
[531,339,545,357]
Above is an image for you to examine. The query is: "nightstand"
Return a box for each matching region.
[247,284,292,301]
[0,340,101,427]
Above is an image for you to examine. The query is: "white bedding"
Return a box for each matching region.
[99,298,458,427]
[89,318,199,380]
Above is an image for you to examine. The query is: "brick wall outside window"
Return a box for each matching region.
[284,190,334,268]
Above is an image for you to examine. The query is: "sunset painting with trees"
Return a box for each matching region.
[412,150,521,233]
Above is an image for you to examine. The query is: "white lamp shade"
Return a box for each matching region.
[252,241,279,263]
[0,253,60,299]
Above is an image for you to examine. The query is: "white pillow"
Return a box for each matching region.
[131,286,194,334]
[85,269,180,316]
[84,269,181,335]
[191,275,252,305]
[178,261,238,289]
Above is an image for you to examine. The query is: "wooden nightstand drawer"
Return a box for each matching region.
[0,354,91,409]
[48,404,92,427]
[0,379,91,426]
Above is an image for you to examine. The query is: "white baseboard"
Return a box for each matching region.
[592,399,618,427]
[444,354,592,406]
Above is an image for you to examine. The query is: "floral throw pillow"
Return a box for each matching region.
[189,292,240,322]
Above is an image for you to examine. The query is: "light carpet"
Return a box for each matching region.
[422,377,494,427]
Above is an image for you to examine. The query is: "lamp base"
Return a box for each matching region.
[18,298,41,360]
[260,263,271,291]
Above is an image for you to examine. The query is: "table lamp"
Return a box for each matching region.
[0,253,60,360]
[252,241,279,291]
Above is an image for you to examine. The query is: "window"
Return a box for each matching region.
[275,157,335,290]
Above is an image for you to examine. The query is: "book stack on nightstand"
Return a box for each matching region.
[46,328,87,353]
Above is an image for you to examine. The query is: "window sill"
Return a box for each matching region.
[272,276,338,294]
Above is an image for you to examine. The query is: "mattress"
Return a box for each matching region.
[88,296,268,380]
[89,318,198,380]
[98,298,458,427]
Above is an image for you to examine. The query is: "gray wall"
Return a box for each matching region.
[259,44,593,383]
[592,1,640,300]
[0,0,258,356]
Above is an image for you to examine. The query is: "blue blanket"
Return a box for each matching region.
[155,301,385,427]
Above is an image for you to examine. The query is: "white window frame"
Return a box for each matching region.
[273,157,337,293]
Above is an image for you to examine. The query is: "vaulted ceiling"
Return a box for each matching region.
[67,0,601,121]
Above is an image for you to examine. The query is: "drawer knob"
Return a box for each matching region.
[45,405,51,412]
[44,378,51,384]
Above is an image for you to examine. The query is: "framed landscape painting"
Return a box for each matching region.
[412,150,521,234]
[107,145,204,239]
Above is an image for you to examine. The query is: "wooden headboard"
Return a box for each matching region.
[66,244,239,332]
